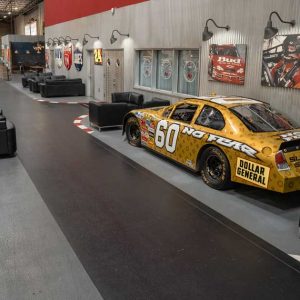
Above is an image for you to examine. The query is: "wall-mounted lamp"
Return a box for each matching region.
[64,35,79,46]
[82,33,100,46]
[46,38,54,47]
[110,29,130,44]
[264,11,295,39]
[202,18,230,41]
[52,38,60,46]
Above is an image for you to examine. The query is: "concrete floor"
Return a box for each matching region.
[82,117,300,259]
[0,157,103,300]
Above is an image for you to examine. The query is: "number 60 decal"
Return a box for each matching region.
[155,120,180,153]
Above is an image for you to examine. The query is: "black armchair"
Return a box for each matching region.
[89,101,131,129]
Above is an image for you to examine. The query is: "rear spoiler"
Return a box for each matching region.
[279,139,300,153]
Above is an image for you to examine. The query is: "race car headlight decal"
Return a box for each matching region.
[237,68,244,74]
[275,150,290,171]
[216,65,224,71]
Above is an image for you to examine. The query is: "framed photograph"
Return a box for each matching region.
[262,34,300,89]
[208,44,247,85]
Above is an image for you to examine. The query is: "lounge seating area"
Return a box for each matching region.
[89,92,170,129]
[21,72,85,98]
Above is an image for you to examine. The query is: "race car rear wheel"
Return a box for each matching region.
[125,116,141,147]
[200,146,231,190]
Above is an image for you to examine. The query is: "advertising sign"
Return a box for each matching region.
[208,44,247,85]
[94,48,103,65]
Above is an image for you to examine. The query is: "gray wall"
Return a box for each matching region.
[46,0,300,121]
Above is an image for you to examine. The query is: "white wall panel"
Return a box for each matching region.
[46,0,300,121]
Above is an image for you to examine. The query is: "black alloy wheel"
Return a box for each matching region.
[200,146,231,190]
[126,117,141,147]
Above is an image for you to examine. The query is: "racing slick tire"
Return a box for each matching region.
[125,116,141,147]
[200,146,232,190]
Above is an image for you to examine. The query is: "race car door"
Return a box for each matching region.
[153,102,201,168]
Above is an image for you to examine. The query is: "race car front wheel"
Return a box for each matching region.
[125,116,141,147]
[200,146,231,190]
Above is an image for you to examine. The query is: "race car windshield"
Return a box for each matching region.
[230,104,300,132]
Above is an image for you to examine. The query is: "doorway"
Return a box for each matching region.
[103,50,124,102]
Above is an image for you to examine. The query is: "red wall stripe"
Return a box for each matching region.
[45,0,149,27]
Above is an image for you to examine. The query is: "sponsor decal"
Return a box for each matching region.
[183,61,197,83]
[280,131,300,142]
[236,158,270,188]
[134,112,145,119]
[64,44,73,70]
[74,43,83,71]
[290,155,300,163]
[181,127,257,158]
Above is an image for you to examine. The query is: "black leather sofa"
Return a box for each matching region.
[112,92,144,109]
[89,92,144,129]
[0,110,17,156]
[22,71,39,88]
[89,102,132,129]
[40,79,86,98]
[143,97,170,108]
[29,75,66,93]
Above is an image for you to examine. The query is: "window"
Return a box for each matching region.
[162,106,174,118]
[171,104,198,123]
[196,106,225,130]
[139,50,153,88]
[136,49,200,96]
[157,50,173,91]
[177,50,199,96]
[230,104,299,132]
[25,20,37,36]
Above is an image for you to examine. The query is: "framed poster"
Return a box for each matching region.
[55,47,63,68]
[64,44,73,70]
[262,34,300,89]
[208,44,247,85]
[94,48,103,65]
[74,42,83,71]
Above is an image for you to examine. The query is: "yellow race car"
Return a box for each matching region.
[123,96,300,193]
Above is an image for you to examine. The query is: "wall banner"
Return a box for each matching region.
[55,47,63,68]
[74,42,83,71]
[64,43,73,70]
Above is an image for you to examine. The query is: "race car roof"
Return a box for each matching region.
[186,96,263,107]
